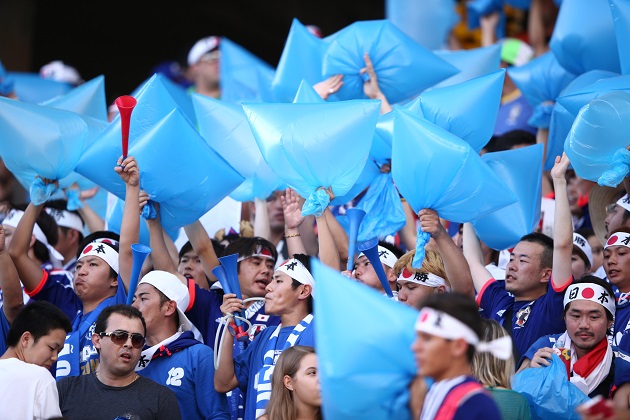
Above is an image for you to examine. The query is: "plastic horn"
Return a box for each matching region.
[125,243,152,304]
[346,208,366,271]
[358,238,394,298]
[213,253,249,342]
[115,95,137,160]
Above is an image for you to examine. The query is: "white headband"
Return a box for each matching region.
[276,258,316,298]
[45,208,84,232]
[616,194,630,212]
[79,242,119,274]
[415,307,512,360]
[397,267,448,290]
[572,232,593,267]
[237,244,276,263]
[2,209,64,265]
[564,283,616,316]
[605,231,630,250]
[358,246,398,268]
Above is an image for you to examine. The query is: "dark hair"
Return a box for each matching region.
[18,203,59,264]
[6,301,72,347]
[45,199,85,243]
[577,227,595,241]
[94,304,147,336]
[420,293,483,362]
[565,276,616,321]
[289,253,313,313]
[178,240,225,261]
[77,240,119,280]
[520,232,554,269]
[491,130,536,152]
[76,231,120,259]
[223,236,278,267]
[378,240,404,260]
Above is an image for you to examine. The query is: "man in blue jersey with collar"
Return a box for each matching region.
[133,270,229,419]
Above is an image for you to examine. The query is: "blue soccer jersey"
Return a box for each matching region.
[613,300,630,352]
[139,335,230,420]
[477,277,570,358]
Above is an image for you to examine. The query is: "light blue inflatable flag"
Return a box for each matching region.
[8,72,73,103]
[408,70,505,153]
[313,259,418,420]
[565,91,630,186]
[433,44,502,89]
[272,18,329,102]
[550,0,621,75]
[293,80,325,104]
[0,97,106,192]
[243,100,381,216]
[322,20,458,104]
[547,70,620,171]
[508,52,577,129]
[371,112,395,166]
[221,37,276,103]
[386,0,459,50]
[76,107,244,232]
[329,160,381,206]
[610,0,630,75]
[40,75,108,121]
[471,144,544,250]
[392,109,517,266]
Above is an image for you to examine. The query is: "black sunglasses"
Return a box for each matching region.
[99,330,145,349]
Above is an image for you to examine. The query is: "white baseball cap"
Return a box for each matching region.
[187,36,220,66]
[40,61,83,85]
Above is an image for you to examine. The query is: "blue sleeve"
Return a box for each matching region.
[194,346,230,419]
[28,276,81,322]
[478,281,513,321]
[452,392,502,420]
[186,285,222,346]
[115,275,127,304]
[613,349,630,390]
[520,335,557,366]
[0,309,10,355]
[234,328,268,394]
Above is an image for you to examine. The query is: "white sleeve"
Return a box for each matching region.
[34,377,62,420]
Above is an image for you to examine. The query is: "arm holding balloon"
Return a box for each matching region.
[537,128,553,197]
[419,209,474,298]
[317,208,341,271]
[313,74,344,100]
[281,187,307,257]
[214,293,241,393]
[550,153,573,290]
[480,11,499,47]
[114,155,140,292]
[399,199,418,254]
[360,53,392,115]
[66,184,105,233]
[462,223,495,294]
[253,197,272,243]
[0,225,24,323]
[144,202,187,284]
[183,220,219,283]
[323,209,349,267]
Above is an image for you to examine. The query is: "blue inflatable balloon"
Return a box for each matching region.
[293,80,325,104]
[322,20,458,104]
[610,0,630,75]
[220,37,276,104]
[547,70,620,171]
[243,100,381,216]
[432,44,502,89]
[76,107,244,232]
[40,75,108,121]
[508,52,577,129]
[0,97,106,191]
[329,159,381,206]
[471,144,543,250]
[409,70,505,153]
[386,0,459,50]
[271,18,329,102]
[371,112,395,166]
[312,259,418,420]
[550,0,621,75]
[565,91,630,186]
[8,72,73,103]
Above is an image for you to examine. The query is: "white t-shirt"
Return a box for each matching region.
[0,357,62,419]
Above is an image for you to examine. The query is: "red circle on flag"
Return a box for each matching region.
[581,287,595,299]
[82,245,93,254]
[608,235,619,246]
[402,267,413,279]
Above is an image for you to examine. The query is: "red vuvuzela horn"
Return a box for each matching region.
[115,95,137,159]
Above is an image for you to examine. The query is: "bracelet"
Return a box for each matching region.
[285,232,301,238]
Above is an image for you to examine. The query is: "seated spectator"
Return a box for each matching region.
[57,304,181,419]
[0,301,71,420]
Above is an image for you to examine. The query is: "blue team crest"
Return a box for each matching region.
[515,305,532,328]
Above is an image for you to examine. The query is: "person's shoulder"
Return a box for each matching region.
[613,347,630,365]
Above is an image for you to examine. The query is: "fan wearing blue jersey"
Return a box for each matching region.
[133,270,229,419]
[411,293,504,420]
[462,154,574,361]
[603,227,630,353]
[519,277,630,408]
[0,224,23,354]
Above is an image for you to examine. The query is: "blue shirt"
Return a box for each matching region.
[477,278,569,358]
[234,322,316,420]
[522,334,630,397]
[613,300,630,353]
[0,309,9,355]
[139,338,230,420]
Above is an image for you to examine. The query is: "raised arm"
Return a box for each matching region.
[214,293,242,393]
[323,209,348,266]
[462,223,495,293]
[419,209,474,298]
[281,188,307,257]
[8,202,48,292]
[71,185,105,233]
[399,199,418,254]
[145,202,187,286]
[361,53,391,115]
[550,153,573,290]
[183,220,219,283]
[316,207,341,271]
[0,225,24,323]
[114,156,140,292]
[253,198,272,242]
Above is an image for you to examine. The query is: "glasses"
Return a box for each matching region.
[99,330,145,349]
[199,50,220,64]
[606,204,618,215]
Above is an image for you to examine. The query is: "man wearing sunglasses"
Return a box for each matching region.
[57,304,181,419]
[132,270,229,419]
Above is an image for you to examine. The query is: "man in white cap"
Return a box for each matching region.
[187,36,221,99]
[39,61,83,86]
[45,199,85,272]
[132,270,229,419]
[519,277,630,404]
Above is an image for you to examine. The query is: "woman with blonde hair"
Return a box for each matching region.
[263,346,322,420]
[472,319,531,420]
[393,249,452,309]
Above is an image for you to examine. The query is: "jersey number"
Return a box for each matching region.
[166,367,184,386]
